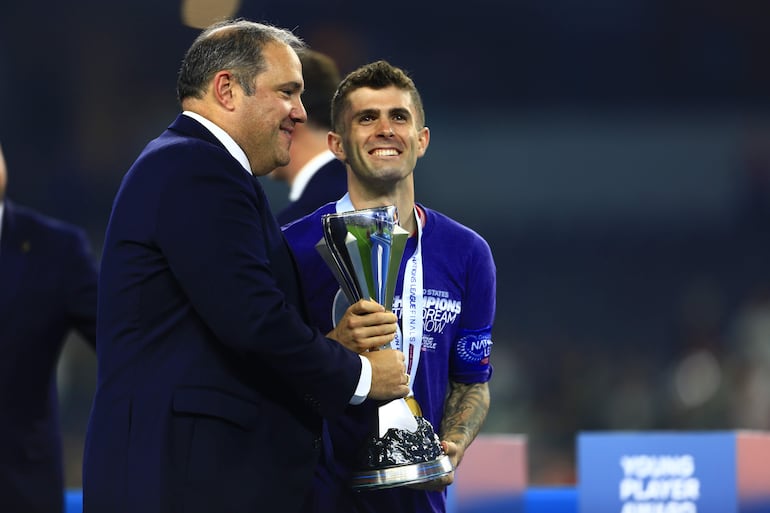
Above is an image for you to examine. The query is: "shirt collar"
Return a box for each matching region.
[289,150,337,201]
[182,111,252,175]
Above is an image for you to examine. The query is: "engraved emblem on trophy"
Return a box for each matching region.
[316,205,453,490]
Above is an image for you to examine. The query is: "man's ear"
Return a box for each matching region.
[416,126,430,158]
[327,131,346,160]
[212,70,237,111]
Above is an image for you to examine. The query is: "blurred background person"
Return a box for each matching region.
[271,49,347,225]
[0,142,98,513]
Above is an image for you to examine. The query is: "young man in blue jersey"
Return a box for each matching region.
[283,60,496,513]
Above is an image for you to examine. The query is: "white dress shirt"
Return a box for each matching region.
[288,150,337,201]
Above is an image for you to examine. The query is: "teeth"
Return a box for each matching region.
[372,149,398,156]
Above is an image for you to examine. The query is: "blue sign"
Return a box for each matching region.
[579,432,739,513]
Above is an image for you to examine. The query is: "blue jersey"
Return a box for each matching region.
[283,202,496,513]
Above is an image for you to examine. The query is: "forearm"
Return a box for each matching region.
[439,381,490,462]
[404,381,489,492]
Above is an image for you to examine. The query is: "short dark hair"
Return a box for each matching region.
[176,19,305,103]
[331,60,425,133]
[296,49,340,131]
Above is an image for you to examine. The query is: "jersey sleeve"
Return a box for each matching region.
[450,234,496,383]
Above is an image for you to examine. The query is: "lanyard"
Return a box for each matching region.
[335,194,424,394]
[397,211,423,394]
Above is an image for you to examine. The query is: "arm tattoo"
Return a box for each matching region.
[439,381,490,455]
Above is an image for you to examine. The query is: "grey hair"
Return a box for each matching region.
[176,18,305,102]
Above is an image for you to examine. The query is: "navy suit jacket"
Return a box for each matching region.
[276,158,347,226]
[0,200,97,513]
[83,114,362,513]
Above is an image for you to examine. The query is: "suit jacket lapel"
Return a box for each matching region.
[0,201,29,326]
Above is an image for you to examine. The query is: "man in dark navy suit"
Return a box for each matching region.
[271,49,348,225]
[0,142,98,513]
[83,19,409,513]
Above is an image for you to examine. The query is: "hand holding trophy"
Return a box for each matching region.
[316,205,452,490]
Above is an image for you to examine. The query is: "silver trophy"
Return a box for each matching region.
[316,205,452,490]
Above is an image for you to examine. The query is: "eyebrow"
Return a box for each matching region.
[278,81,303,93]
[354,107,411,119]
[389,107,411,119]
[354,108,379,118]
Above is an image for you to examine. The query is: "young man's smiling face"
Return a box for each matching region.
[329,85,429,188]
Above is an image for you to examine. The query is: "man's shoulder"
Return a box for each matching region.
[277,159,346,225]
[122,128,251,203]
[6,201,86,241]
[136,127,231,173]
[422,205,488,241]
[313,157,347,178]
[420,205,494,269]
[281,203,334,247]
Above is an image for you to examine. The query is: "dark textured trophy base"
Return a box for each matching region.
[350,417,453,490]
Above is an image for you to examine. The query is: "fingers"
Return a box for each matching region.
[347,322,397,351]
[341,306,397,351]
[408,440,457,491]
[357,319,398,338]
[441,440,458,457]
[328,303,398,353]
[339,306,397,334]
[349,298,386,314]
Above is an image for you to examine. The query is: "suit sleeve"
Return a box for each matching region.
[154,152,359,417]
[63,227,99,347]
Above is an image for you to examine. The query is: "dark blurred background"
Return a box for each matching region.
[3,0,770,488]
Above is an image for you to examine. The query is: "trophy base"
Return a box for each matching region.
[350,454,453,490]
